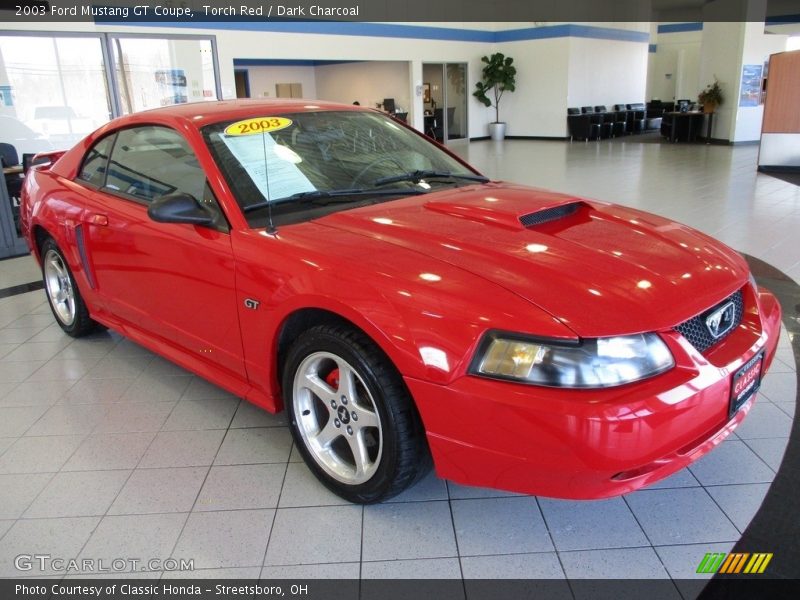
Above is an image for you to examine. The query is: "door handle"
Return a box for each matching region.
[90,214,108,226]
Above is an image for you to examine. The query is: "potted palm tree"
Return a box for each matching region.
[698,78,724,113]
[473,53,517,140]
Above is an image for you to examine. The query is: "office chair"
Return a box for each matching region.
[0,142,19,169]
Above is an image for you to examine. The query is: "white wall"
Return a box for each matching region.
[315,61,410,112]
[243,65,317,99]
[567,37,649,110]
[732,21,787,142]
[499,38,570,137]
[699,18,787,142]
[647,29,703,102]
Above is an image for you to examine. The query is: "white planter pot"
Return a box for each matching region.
[489,122,506,141]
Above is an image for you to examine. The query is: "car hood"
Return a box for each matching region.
[317,183,749,337]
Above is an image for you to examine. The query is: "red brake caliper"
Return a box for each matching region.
[325,368,340,390]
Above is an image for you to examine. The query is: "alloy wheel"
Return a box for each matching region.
[292,351,383,484]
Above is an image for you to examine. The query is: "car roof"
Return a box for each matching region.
[123,98,367,129]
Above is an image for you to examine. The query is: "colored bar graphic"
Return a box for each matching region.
[697,553,726,574]
[744,553,773,574]
[697,552,773,574]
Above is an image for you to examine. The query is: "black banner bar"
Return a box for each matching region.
[0,0,793,23]
[3,579,800,600]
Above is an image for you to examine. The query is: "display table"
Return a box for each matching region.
[665,111,705,142]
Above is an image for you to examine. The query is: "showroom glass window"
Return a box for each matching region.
[110,37,218,114]
[0,35,111,155]
[103,126,206,203]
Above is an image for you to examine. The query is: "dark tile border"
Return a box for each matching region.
[0,280,43,300]
[701,255,800,593]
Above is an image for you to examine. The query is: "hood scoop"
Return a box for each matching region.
[424,197,587,231]
[519,202,585,228]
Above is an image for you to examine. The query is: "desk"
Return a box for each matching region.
[665,111,704,142]
[3,165,23,176]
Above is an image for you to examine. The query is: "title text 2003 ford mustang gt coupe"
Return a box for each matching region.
[21,100,781,503]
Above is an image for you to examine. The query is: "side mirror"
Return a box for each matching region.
[147,193,214,226]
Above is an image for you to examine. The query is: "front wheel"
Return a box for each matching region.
[284,324,430,503]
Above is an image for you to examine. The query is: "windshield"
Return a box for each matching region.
[202,110,485,228]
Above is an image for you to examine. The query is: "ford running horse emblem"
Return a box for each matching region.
[705,301,736,339]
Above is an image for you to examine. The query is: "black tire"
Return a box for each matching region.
[283,324,431,503]
[40,238,98,337]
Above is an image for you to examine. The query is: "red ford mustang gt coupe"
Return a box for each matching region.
[20,100,781,503]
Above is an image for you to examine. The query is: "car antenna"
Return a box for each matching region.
[260,130,277,236]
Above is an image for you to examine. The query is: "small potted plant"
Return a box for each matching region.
[698,78,724,113]
[473,52,517,140]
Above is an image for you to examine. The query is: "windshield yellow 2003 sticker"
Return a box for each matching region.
[224,117,292,136]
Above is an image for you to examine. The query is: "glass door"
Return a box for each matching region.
[445,63,468,144]
[422,62,468,146]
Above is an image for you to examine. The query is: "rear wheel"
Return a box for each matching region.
[284,324,430,503]
[41,238,98,337]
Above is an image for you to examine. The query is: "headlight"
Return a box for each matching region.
[471,331,674,388]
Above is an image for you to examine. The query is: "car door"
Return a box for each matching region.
[78,125,246,380]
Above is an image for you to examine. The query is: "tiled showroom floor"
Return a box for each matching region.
[0,135,797,594]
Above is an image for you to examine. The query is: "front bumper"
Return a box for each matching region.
[406,286,782,499]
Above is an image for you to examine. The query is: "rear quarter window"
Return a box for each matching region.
[77,134,115,187]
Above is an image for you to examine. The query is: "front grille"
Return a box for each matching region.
[519,202,582,227]
[674,289,744,353]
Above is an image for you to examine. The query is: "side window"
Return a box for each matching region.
[77,134,115,187]
[104,125,206,203]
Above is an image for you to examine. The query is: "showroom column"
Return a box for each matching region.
[698,0,788,142]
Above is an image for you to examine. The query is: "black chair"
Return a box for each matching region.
[582,107,612,139]
[567,111,601,141]
[613,109,628,135]
[424,114,437,138]
[612,104,629,134]
[1,142,23,235]
[22,153,36,175]
[431,108,445,141]
[645,101,667,130]
[595,105,624,137]
[625,103,646,133]
[382,98,396,113]
[0,142,19,169]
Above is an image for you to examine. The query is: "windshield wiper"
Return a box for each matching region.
[242,187,427,213]
[372,170,489,187]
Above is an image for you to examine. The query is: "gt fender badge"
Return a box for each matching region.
[244,298,260,310]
